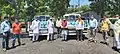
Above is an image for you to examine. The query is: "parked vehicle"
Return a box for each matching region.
[28,15,50,36]
[97,18,119,36]
[63,14,89,35]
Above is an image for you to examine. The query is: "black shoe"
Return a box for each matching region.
[6,47,10,50]
[18,42,21,46]
[62,39,65,41]
[64,40,67,41]
[12,46,16,48]
[112,46,117,50]
[105,42,109,46]
[32,41,35,43]
[117,49,120,52]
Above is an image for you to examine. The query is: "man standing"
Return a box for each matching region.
[61,18,68,41]
[101,16,110,45]
[12,19,22,47]
[1,16,11,51]
[56,17,61,38]
[31,17,40,42]
[88,15,98,43]
[47,17,54,41]
[114,17,120,51]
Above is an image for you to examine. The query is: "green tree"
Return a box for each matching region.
[78,5,90,12]
[90,0,120,16]
[49,0,70,17]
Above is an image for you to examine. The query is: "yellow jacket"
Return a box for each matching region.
[101,19,110,31]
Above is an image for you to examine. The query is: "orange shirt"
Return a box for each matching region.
[12,23,21,34]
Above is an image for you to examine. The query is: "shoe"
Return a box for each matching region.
[2,48,6,52]
[94,40,97,43]
[12,46,16,48]
[105,42,109,46]
[32,41,35,43]
[62,39,65,41]
[117,49,120,52]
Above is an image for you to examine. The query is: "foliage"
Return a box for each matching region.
[67,5,90,13]
[0,0,71,21]
[90,0,120,16]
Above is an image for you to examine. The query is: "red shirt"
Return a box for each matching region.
[12,22,21,34]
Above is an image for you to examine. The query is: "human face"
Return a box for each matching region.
[15,19,18,23]
[91,17,94,20]
[103,16,106,19]
[5,18,9,22]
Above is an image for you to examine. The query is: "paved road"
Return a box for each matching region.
[0,33,119,54]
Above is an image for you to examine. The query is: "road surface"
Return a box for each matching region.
[0,33,119,54]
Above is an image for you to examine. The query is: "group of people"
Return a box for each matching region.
[1,15,120,52]
[1,16,22,51]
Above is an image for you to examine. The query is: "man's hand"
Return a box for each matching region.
[3,33,6,36]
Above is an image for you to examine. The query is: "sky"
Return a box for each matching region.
[70,0,91,6]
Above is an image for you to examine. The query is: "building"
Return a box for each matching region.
[81,11,101,21]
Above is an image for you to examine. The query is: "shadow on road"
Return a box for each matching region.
[67,34,88,41]
[7,43,26,50]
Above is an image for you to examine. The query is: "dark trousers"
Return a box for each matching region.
[12,34,21,47]
[102,30,109,42]
[57,27,61,38]
[2,32,10,49]
[89,27,96,40]
[76,30,83,41]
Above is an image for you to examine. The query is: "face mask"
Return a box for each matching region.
[50,19,52,21]
[58,19,60,20]
[5,20,9,22]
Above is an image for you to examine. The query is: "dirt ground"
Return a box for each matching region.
[0,33,119,54]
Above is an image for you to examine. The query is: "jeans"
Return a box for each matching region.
[76,30,83,41]
[57,27,61,38]
[102,30,109,43]
[2,31,10,49]
[89,27,96,40]
[33,33,39,41]
[62,29,67,40]
[12,34,21,47]
[47,33,53,41]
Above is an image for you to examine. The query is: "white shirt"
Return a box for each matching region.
[114,19,120,33]
[47,20,54,33]
[31,20,40,33]
[75,20,84,30]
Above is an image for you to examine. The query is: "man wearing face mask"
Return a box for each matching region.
[113,16,120,51]
[61,18,68,41]
[47,17,54,41]
[101,16,110,45]
[31,17,40,43]
[12,19,22,48]
[88,15,98,43]
[56,17,61,38]
[1,16,11,51]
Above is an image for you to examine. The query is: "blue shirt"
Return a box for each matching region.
[1,21,11,34]
[88,19,98,29]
